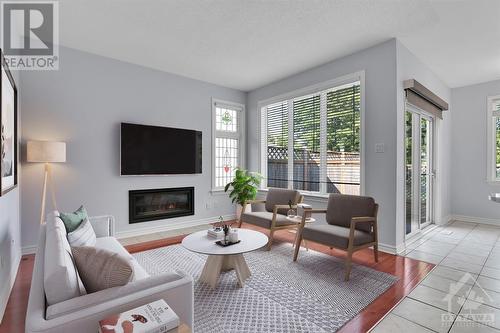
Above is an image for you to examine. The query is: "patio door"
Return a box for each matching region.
[405,104,434,238]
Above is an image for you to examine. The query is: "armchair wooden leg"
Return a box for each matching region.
[373,244,379,262]
[293,234,302,261]
[238,219,243,228]
[344,250,353,281]
[267,229,275,251]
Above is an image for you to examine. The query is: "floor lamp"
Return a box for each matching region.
[27,141,66,224]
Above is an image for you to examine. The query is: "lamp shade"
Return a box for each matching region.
[27,141,66,163]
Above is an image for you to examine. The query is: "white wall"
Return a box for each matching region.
[19,46,246,251]
[395,41,452,245]
[451,79,500,222]
[0,70,21,322]
[246,39,400,251]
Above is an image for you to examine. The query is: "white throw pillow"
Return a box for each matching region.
[44,221,85,305]
[67,218,96,247]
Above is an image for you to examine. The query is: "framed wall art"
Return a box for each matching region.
[1,50,18,196]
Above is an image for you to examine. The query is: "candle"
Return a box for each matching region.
[229,229,239,243]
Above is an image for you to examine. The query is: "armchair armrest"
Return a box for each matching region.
[349,216,377,235]
[245,199,266,204]
[351,216,376,224]
[273,204,296,210]
[240,200,266,216]
[308,209,327,214]
[88,215,115,238]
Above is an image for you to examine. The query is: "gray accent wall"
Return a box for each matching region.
[19,46,245,250]
[246,40,400,249]
[451,79,500,220]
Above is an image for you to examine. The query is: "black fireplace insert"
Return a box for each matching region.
[129,187,194,224]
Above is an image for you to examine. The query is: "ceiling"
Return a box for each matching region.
[57,0,500,91]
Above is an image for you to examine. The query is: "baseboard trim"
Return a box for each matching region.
[0,254,21,324]
[22,245,38,255]
[115,214,237,240]
[450,214,500,226]
[437,215,453,225]
[378,242,406,255]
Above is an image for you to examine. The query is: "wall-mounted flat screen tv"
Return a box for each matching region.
[120,123,202,175]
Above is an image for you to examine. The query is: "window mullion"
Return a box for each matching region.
[320,91,327,194]
[287,99,294,189]
[216,131,239,140]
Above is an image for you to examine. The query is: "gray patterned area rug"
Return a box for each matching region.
[133,243,397,333]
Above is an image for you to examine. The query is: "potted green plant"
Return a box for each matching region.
[224,168,262,219]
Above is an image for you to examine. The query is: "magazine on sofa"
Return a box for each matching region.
[98,299,179,333]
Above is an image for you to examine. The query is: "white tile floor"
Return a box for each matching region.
[371,220,500,332]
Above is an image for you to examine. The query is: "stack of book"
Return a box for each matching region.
[207,228,224,239]
[98,299,179,333]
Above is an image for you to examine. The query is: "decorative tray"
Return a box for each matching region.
[215,240,241,247]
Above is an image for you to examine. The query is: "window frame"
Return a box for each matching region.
[211,98,246,192]
[487,95,500,183]
[259,71,365,197]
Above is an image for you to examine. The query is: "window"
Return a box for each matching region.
[488,96,500,182]
[262,78,362,195]
[212,100,245,190]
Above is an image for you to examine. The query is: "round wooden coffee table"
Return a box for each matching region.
[181,229,268,288]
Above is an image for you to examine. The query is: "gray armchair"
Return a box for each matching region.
[293,194,379,281]
[239,188,304,250]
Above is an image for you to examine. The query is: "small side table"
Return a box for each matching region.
[285,216,316,250]
[489,193,500,203]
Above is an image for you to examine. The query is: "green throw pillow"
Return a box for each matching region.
[59,206,88,233]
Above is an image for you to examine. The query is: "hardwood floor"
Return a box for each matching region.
[0,255,35,333]
[0,223,434,333]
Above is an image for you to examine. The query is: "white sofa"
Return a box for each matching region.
[26,215,194,333]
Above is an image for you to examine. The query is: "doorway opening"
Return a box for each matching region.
[405,104,435,239]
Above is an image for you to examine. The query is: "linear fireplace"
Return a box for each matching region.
[129,187,194,224]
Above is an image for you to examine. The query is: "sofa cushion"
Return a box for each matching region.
[265,188,301,215]
[44,220,85,305]
[241,211,297,229]
[95,237,148,281]
[326,194,376,232]
[72,246,133,293]
[67,218,97,247]
[302,224,374,249]
[60,205,89,233]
